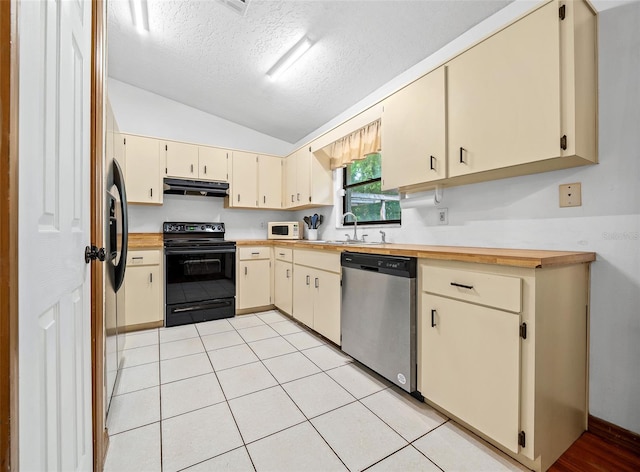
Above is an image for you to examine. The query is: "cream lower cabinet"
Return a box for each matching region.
[292,250,341,344]
[273,248,293,315]
[123,135,163,204]
[418,259,590,471]
[124,250,163,329]
[237,247,271,310]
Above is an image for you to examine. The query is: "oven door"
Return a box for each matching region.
[164,246,236,326]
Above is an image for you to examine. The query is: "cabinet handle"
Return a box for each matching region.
[306,275,310,285]
[450,282,474,290]
[297,193,300,201]
[237,194,240,202]
[291,194,294,203]
[204,165,207,174]
[191,164,194,173]
[244,266,248,276]
[251,252,260,255]
[132,256,143,260]
[314,277,319,288]
[279,252,285,256]
[150,188,153,197]
[431,309,436,328]
[430,155,436,171]
[459,147,466,164]
[263,195,266,204]
[149,272,153,283]
[286,269,290,278]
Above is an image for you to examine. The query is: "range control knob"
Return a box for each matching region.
[201,225,205,230]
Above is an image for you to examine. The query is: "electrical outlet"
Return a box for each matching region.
[559,183,582,207]
[438,208,449,225]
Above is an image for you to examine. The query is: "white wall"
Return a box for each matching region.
[300,1,640,434]
[108,78,293,156]
[127,194,291,240]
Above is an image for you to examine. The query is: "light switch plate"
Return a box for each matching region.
[559,183,582,207]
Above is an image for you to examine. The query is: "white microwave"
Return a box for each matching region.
[267,221,303,240]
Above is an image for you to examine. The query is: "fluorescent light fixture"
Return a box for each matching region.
[267,36,313,80]
[130,0,150,34]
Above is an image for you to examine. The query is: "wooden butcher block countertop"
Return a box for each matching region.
[127,234,595,268]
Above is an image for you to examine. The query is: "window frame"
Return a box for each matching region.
[341,159,401,227]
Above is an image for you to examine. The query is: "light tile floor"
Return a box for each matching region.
[104,310,530,472]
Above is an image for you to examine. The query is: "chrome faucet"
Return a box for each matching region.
[342,212,359,241]
[379,230,386,243]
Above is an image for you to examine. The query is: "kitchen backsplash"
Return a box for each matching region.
[127,193,291,240]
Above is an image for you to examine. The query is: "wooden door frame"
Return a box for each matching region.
[0,0,19,469]
[91,0,108,470]
[0,1,107,469]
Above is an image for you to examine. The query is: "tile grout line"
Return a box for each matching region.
[156,329,164,471]
[195,320,258,472]
[240,311,351,472]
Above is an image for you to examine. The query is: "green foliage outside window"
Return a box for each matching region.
[343,153,401,225]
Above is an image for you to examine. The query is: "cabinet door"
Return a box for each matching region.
[231,151,258,208]
[420,293,521,453]
[124,135,163,204]
[165,141,199,179]
[448,2,561,177]
[238,260,271,309]
[258,155,282,208]
[284,154,297,208]
[312,270,341,345]
[124,265,162,326]
[199,146,228,182]
[296,147,311,205]
[382,67,446,190]
[292,266,313,328]
[274,260,293,315]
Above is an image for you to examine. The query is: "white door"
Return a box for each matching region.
[18,0,93,470]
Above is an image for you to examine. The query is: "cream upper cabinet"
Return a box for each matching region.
[381,66,446,190]
[165,141,199,179]
[258,155,282,208]
[230,151,258,208]
[124,135,163,205]
[124,250,163,328]
[284,147,333,209]
[447,0,596,179]
[237,247,271,310]
[284,153,297,208]
[418,259,590,470]
[199,146,229,182]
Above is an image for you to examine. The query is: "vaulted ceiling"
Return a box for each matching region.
[108,0,518,144]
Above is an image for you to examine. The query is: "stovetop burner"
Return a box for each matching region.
[163,222,233,247]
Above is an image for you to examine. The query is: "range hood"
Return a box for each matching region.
[163,178,229,197]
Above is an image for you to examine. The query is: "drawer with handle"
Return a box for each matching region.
[274,247,293,262]
[421,263,522,313]
[238,246,271,260]
[126,250,161,266]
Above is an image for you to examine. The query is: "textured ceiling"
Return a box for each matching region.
[108,0,514,144]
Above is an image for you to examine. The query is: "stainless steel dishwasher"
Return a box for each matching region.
[341,251,417,393]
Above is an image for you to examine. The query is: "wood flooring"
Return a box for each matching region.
[550,432,640,472]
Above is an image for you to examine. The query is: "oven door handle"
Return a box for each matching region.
[172,300,233,313]
[165,248,236,255]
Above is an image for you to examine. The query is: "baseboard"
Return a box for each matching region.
[588,414,640,456]
[119,320,164,334]
[236,305,275,315]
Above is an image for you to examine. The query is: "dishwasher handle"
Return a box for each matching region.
[359,265,379,272]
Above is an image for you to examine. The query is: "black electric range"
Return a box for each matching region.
[163,222,236,327]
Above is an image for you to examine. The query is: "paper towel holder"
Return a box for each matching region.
[399,186,443,209]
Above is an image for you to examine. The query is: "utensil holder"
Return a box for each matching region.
[307,229,318,241]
